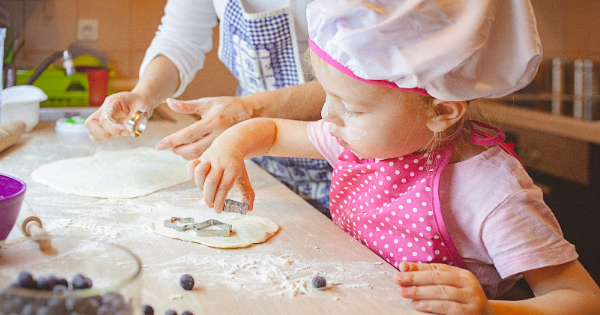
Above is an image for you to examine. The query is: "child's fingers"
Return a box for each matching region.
[234,168,255,211]
[399,261,455,272]
[202,166,224,211]
[395,263,470,288]
[193,161,210,192]
[399,283,464,302]
[410,299,468,315]
[187,160,201,180]
[212,169,238,213]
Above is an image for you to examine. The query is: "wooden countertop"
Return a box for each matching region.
[0,106,422,314]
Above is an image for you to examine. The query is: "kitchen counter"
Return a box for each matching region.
[0,106,422,314]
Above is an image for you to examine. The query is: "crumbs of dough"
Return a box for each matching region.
[169,294,183,300]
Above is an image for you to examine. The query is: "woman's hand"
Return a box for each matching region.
[85,91,154,141]
[186,135,255,213]
[395,262,494,315]
[156,97,253,160]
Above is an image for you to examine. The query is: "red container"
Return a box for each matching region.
[0,173,26,246]
[87,68,110,106]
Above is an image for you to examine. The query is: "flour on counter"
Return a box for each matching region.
[145,253,389,298]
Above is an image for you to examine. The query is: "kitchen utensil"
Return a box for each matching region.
[0,173,26,248]
[0,120,26,153]
[15,201,49,249]
[1,85,48,132]
[126,109,148,137]
[223,198,249,215]
[164,217,232,237]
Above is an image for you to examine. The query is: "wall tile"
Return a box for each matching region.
[107,51,131,79]
[77,0,131,52]
[24,0,78,53]
[0,1,25,42]
[130,0,167,50]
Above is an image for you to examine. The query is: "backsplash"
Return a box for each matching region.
[0,0,236,99]
[0,0,598,100]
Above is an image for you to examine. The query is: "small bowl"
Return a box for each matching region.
[0,173,26,248]
[0,236,143,314]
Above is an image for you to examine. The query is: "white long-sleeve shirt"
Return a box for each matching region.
[140,0,313,97]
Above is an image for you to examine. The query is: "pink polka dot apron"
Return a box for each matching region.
[329,120,517,270]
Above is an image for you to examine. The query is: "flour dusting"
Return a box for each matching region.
[145,253,388,298]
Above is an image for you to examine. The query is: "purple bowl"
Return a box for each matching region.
[0,173,26,245]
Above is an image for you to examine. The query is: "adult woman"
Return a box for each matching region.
[85,0,332,214]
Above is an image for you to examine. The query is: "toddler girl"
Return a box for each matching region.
[188,0,600,314]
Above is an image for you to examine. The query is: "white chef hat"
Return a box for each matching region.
[307,0,542,101]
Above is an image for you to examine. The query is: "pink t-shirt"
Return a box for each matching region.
[307,120,578,298]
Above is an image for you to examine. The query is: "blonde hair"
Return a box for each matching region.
[305,49,469,156]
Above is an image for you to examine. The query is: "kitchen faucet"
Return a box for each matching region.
[23,42,108,86]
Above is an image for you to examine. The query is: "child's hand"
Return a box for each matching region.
[186,147,254,213]
[394,262,493,315]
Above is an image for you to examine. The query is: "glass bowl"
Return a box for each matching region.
[0,237,142,314]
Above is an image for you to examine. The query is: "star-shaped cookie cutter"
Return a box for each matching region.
[163,217,232,237]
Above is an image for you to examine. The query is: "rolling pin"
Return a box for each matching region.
[15,202,50,245]
[0,120,26,153]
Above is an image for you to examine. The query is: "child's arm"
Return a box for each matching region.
[395,260,600,315]
[187,117,324,212]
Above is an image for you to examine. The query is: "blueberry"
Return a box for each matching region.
[179,274,194,291]
[45,274,59,288]
[143,304,154,315]
[2,296,25,313]
[164,310,177,315]
[34,305,50,315]
[36,277,52,291]
[96,304,112,315]
[101,292,125,310]
[46,296,67,314]
[72,274,93,290]
[55,278,69,288]
[20,302,36,315]
[311,275,327,290]
[181,311,193,315]
[18,271,37,289]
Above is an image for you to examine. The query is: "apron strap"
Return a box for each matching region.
[467,120,524,167]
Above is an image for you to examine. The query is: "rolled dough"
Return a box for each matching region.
[144,214,279,249]
[31,147,190,198]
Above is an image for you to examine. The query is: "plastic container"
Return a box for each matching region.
[0,173,26,248]
[1,85,48,132]
[55,116,88,136]
[16,70,89,107]
[87,69,110,106]
[0,237,143,314]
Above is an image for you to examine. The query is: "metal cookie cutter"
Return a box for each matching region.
[194,219,232,237]
[164,217,195,232]
[126,109,149,137]
[163,217,232,237]
[222,199,249,215]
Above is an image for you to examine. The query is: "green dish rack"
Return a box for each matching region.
[16,70,90,107]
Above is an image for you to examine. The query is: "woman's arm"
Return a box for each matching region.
[158,80,326,159]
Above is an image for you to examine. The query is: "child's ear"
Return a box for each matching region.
[426,99,468,133]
